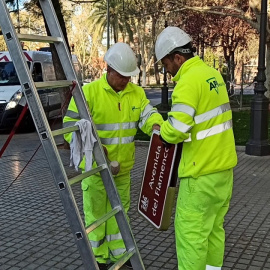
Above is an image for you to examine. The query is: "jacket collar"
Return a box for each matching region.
[101,73,113,91]
[172,55,202,82]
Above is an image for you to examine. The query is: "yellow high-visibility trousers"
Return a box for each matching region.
[175,169,233,270]
[81,173,131,264]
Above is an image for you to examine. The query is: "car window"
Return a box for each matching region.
[0,61,31,85]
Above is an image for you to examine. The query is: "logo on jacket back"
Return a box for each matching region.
[206,77,219,94]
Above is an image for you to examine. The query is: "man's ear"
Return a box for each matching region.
[174,53,183,65]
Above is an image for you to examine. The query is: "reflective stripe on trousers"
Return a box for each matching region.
[90,232,123,248]
[65,110,80,119]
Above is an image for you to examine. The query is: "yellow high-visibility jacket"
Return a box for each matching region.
[160,56,237,178]
[63,74,164,175]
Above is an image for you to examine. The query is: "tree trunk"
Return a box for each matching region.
[41,0,71,148]
[229,51,235,95]
[152,17,160,85]
[137,21,147,87]
[142,64,146,87]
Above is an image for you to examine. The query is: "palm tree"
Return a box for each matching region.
[88,0,134,46]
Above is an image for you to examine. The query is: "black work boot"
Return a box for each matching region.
[97,262,112,270]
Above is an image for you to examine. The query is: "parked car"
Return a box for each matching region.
[0,50,82,130]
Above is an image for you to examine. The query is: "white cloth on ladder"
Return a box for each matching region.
[69,119,97,172]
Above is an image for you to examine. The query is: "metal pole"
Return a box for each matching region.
[161,19,169,111]
[229,52,235,95]
[245,0,270,156]
[107,0,110,49]
[16,0,20,33]
[137,53,141,86]
[240,62,244,110]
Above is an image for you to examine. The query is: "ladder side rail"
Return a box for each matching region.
[0,2,98,269]
[38,1,145,268]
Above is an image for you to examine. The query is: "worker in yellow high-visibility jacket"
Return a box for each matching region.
[155,27,238,270]
[63,42,164,270]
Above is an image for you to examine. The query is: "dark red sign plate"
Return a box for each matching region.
[138,130,178,229]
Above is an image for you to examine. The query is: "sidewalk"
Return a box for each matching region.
[0,133,270,269]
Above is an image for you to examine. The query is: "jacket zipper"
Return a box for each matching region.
[118,102,121,111]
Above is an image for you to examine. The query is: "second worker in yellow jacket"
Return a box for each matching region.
[155,27,237,270]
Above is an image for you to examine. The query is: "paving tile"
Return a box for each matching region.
[1,135,270,269]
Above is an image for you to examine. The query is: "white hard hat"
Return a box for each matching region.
[155,26,192,62]
[104,42,140,77]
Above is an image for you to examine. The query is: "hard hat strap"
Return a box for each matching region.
[170,47,192,54]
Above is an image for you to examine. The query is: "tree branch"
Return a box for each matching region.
[129,4,264,34]
[180,6,260,32]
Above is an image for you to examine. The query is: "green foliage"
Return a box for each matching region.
[204,51,221,69]
[88,0,134,45]
[230,94,253,108]
[232,110,251,145]
[232,110,270,146]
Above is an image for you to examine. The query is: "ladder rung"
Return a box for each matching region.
[69,165,107,185]
[18,33,63,43]
[35,80,73,89]
[86,206,122,234]
[108,249,135,270]
[52,125,79,136]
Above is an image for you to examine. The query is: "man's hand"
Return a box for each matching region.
[152,124,160,131]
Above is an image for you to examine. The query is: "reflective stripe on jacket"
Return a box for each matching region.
[160,56,237,178]
[63,73,164,175]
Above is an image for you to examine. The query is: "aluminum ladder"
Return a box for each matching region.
[0,0,145,269]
